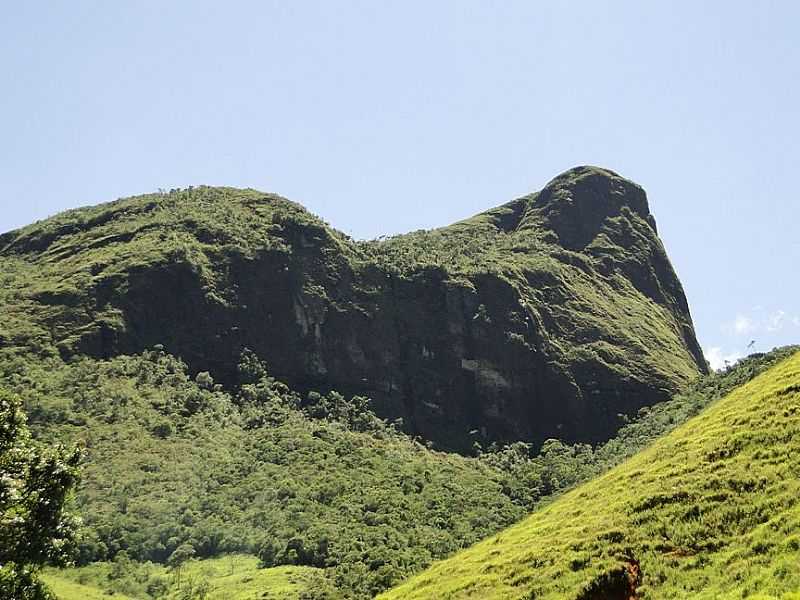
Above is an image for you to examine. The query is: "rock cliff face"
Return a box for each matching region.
[0,166,707,451]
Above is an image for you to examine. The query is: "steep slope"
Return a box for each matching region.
[0,166,706,451]
[380,350,800,599]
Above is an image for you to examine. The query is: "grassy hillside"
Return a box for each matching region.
[42,575,136,600]
[42,555,324,600]
[381,350,800,599]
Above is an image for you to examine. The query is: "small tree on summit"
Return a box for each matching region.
[0,389,81,599]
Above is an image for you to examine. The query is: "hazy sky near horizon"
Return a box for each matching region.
[1,1,798,369]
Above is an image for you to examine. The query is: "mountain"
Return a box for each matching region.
[380,350,800,599]
[0,165,715,598]
[0,166,706,452]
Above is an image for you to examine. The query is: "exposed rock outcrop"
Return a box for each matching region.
[0,167,707,451]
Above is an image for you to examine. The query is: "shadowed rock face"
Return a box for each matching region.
[0,166,707,452]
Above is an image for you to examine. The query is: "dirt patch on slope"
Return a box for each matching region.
[575,559,641,600]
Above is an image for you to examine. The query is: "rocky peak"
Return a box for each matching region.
[525,166,657,250]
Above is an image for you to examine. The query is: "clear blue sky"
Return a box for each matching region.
[2,1,798,368]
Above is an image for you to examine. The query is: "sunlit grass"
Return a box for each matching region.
[43,555,324,600]
[381,351,800,599]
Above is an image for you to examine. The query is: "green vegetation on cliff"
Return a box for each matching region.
[0,167,707,452]
[380,350,800,599]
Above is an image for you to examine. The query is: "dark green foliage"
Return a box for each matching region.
[167,544,196,569]
[0,565,56,600]
[2,348,523,598]
[0,388,81,599]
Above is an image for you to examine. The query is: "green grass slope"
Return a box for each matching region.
[381,351,800,599]
[41,574,136,600]
[42,555,324,600]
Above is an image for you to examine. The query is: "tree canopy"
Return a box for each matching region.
[0,388,81,599]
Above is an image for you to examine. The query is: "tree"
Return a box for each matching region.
[0,388,81,599]
[257,539,281,568]
[167,542,196,587]
[167,542,196,568]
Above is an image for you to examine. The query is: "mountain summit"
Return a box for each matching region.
[0,167,706,451]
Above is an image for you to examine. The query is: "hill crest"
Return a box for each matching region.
[0,167,706,451]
